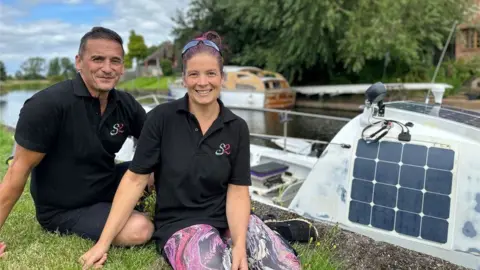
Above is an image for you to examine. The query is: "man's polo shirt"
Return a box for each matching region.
[14,73,146,224]
[129,93,251,250]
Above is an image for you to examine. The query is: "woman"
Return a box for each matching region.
[79,31,302,270]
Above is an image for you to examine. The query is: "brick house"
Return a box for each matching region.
[455,0,480,61]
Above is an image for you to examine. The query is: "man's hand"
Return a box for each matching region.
[79,244,108,270]
[0,242,6,258]
[231,246,248,270]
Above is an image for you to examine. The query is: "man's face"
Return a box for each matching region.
[75,39,124,94]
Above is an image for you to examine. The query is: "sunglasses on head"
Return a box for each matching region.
[181,39,222,56]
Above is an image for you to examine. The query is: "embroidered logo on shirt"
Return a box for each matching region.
[110,123,125,136]
[215,143,231,156]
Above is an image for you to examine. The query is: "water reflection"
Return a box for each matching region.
[0,90,39,128]
[0,90,356,146]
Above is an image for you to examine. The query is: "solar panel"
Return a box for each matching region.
[386,102,480,129]
[349,139,455,244]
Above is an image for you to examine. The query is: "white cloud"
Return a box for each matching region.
[0,0,191,75]
[0,4,25,20]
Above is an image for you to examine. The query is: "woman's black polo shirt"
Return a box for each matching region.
[129,93,252,250]
[14,73,146,224]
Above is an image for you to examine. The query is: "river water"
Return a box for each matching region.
[0,90,357,147]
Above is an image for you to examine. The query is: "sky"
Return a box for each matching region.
[0,0,191,75]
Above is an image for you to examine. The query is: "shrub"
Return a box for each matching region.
[160,59,173,76]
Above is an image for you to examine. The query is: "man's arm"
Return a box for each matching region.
[0,145,45,229]
[0,90,60,230]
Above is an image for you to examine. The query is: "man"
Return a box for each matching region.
[0,26,153,259]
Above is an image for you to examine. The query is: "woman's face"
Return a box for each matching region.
[183,52,223,107]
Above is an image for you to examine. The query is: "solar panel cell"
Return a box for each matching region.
[395,211,421,237]
[371,206,395,230]
[397,188,423,213]
[399,165,425,189]
[351,179,373,202]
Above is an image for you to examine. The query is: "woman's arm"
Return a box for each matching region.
[226,184,251,248]
[79,171,150,269]
[96,171,150,248]
[227,119,252,249]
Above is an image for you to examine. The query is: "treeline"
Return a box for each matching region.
[0,57,76,82]
[170,0,477,85]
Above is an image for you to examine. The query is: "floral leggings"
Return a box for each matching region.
[163,214,302,270]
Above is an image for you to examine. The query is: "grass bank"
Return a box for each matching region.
[0,80,54,91]
[117,76,177,92]
[0,127,341,269]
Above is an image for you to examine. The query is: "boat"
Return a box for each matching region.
[167,65,296,109]
[293,82,453,98]
[116,82,480,269]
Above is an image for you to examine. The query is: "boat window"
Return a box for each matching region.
[236,84,256,90]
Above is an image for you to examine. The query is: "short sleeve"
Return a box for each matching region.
[14,91,61,153]
[128,108,162,174]
[229,120,251,186]
[130,100,147,139]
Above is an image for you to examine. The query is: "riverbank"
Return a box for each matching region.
[0,80,53,92]
[0,76,175,94]
[116,76,176,92]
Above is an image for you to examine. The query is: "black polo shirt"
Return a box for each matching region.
[14,73,146,224]
[129,93,251,250]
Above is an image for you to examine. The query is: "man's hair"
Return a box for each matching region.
[78,26,124,56]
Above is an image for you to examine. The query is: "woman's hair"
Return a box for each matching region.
[182,31,223,73]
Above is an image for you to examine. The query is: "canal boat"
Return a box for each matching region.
[167,65,296,109]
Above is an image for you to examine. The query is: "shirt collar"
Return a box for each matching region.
[72,72,118,102]
[176,92,236,123]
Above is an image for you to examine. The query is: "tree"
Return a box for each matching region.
[47,58,61,77]
[20,57,46,80]
[172,0,473,84]
[0,61,6,81]
[126,30,149,67]
[124,54,132,69]
[60,57,76,79]
[15,71,23,80]
[160,59,173,76]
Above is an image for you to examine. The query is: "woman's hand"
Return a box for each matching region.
[0,242,6,258]
[231,246,248,270]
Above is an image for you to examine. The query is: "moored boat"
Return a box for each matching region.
[168,65,296,109]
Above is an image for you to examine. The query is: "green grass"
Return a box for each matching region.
[117,76,177,91]
[0,127,341,270]
[0,80,54,91]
